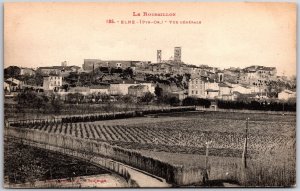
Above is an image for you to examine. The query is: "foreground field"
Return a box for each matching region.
[4,141,128,187]
[12,111,296,186]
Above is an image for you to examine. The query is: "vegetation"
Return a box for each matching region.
[9,111,295,186]
[140,92,155,105]
[217,100,296,111]
[4,141,108,184]
[182,97,211,108]
[15,90,63,112]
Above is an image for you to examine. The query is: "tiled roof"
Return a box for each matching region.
[128,85,147,90]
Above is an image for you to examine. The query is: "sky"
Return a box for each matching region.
[4,2,296,76]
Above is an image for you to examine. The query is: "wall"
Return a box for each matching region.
[5,125,203,186]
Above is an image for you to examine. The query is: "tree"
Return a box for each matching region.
[122,94,134,104]
[100,93,110,103]
[140,92,154,105]
[182,96,198,106]
[123,67,134,79]
[4,66,21,78]
[154,85,163,97]
[15,91,48,109]
[168,96,180,106]
[67,93,84,104]
[49,93,63,113]
[62,84,70,92]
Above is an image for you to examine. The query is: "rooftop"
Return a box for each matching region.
[128,85,148,90]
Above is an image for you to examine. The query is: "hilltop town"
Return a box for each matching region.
[4,47,296,109]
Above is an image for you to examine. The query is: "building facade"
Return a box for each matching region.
[128,85,149,97]
[43,75,62,91]
[90,85,110,95]
[188,77,219,98]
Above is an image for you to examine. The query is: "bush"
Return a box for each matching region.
[182,97,211,108]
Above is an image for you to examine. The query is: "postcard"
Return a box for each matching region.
[4,2,296,188]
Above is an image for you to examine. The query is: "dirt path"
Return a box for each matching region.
[119,162,171,187]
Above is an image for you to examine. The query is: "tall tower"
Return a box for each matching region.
[157,50,162,63]
[174,47,181,62]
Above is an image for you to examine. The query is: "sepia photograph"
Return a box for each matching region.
[3,2,296,188]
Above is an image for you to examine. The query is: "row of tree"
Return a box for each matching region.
[15,91,63,112]
[217,100,296,111]
[180,96,296,111]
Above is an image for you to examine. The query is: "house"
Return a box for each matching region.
[231,84,252,94]
[139,83,155,94]
[188,76,219,98]
[4,82,10,93]
[37,66,80,76]
[43,75,62,91]
[188,77,207,98]
[128,85,149,97]
[169,90,187,100]
[239,65,277,87]
[232,91,252,100]
[223,68,241,84]
[150,63,175,74]
[109,81,155,96]
[20,67,35,76]
[219,83,233,95]
[110,82,137,95]
[68,86,90,95]
[5,78,23,91]
[278,90,296,100]
[218,83,233,100]
[90,85,110,95]
[134,61,151,69]
[206,89,219,99]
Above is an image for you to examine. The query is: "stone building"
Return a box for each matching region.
[128,85,149,97]
[43,75,62,91]
[188,76,219,98]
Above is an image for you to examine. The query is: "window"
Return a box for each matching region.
[191,90,194,94]
[196,91,198,94]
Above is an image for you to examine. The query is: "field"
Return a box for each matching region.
[12,111,296,186]
[4,141,122,185]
